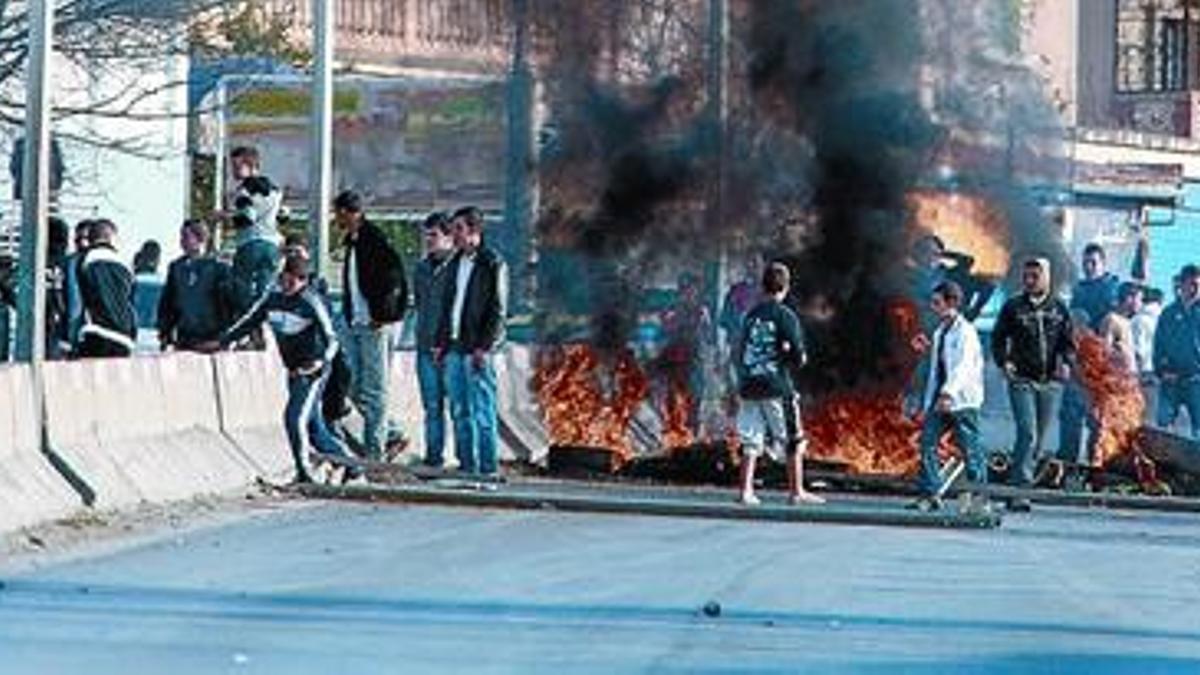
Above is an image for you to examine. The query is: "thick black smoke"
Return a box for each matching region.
[535,0,1067,390]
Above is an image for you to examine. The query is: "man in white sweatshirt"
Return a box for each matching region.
[910,280,986,511]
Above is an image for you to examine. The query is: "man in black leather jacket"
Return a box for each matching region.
[991,257,1075,509]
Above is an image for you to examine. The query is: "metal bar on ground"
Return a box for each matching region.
[300,483,1001,530]
[308,0,335,279]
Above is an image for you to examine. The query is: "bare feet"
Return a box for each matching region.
[788,491,825,505]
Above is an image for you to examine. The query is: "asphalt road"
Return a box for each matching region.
[1,500,1198,674]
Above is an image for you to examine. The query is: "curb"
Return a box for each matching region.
[299,483,1002,530]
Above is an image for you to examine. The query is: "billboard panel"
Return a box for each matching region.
[222,75,506,214]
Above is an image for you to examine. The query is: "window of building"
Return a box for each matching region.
[1116,0,1197,93]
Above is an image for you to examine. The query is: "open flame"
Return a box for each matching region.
[1075,331,1145,467]
[907,189,1010,278]
[532,345,649,463]
[662,376,694,450]
[804,392,950,476]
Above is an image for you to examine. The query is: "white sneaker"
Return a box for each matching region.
[326,465,346,486]
[738,493,761,506]
[309,458,331,485]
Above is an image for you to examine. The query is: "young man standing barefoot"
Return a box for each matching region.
[735,263,824,506]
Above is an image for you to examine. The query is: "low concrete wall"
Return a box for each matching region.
[43,354,259,509]
[211,350,293,481]
[0,365,81,533]
[390,347,544,466]
[496,346,546,463]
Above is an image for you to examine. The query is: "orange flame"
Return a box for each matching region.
[531,345,650,463]
[803,392,948,476]
[907,190,1011,278]
[1075,332,1145,467]
[662,377,695,450]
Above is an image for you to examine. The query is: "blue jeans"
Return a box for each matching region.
[231,238,280,312]
[446,350,499,475]
[342,324,393,459]
[1058,382,1099,464]
[1008,380,1063,486]
[1157,375,1200,438]
[285,369,350,481]
[918,408,986,496]
[417,349,447,466]
[0,304,9,362]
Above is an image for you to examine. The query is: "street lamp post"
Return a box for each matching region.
[15,0,55,446]
[308,0,335,281]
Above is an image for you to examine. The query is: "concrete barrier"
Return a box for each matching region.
[211,350,293,480]
[44,354,260,509]
[387,347,547,467]
[0,365,81,533]
[387,350,426,457]
[496,346,547,463]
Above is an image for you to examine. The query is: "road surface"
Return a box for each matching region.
[1,498,1198,673]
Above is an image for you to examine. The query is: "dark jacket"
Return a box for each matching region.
[341,220,408,325]
[77,243,137,352]
[414,252,453,351]
[1070,273,1119,330]
[158,255,233,349]
[736,299,806,400]
[438,244,507,353]
[221,286,339,372]
[991,293,1075,383]
[1153,301,1200,378]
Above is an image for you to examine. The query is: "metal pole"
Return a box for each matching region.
[705,0,729,332]
[504,0,535,312]
[15,0,53,457]
[16,0,54,367]
[308,0,335,281]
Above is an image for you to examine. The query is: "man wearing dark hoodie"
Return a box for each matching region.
[991,257,1075,511]
[76,219,136,358]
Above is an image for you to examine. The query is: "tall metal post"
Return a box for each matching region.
[705,0,729,330]
[308,0,335,281]
[16,0,54,366]
[503,0,536,312]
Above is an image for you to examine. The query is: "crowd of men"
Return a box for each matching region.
[5,146,509,486]
[4,143,1197,505]
[721,234,1199,512]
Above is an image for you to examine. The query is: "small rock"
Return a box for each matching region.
[702,601,722,618]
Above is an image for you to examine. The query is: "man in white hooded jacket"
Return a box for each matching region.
[911,280,986,511]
